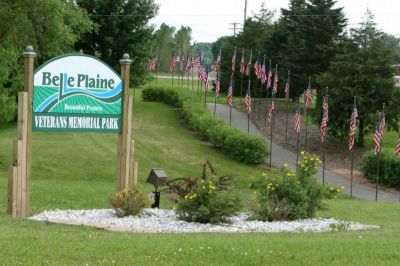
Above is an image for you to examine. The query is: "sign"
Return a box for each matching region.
[33,54,122,133]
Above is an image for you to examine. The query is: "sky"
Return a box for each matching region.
[150,0,400,43]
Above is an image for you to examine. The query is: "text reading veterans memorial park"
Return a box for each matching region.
[33,54,122,133]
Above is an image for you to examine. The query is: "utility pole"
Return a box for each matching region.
[244,0,248,26]
[229,22,242,36]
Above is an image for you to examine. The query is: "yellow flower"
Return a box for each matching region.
[336,188,340,193]
[283,163,288,168]
[301,151,305,156]
[262,173,267,176]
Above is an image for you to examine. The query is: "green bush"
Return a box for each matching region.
[110,185,151,217]
[167,162,242,224]
[249,152,327,221]
[142,86,268,164]
[0,91,16,127]
[362,148,400,188]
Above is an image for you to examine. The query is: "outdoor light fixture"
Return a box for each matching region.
[146,168,167,208]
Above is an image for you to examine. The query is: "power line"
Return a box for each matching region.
[229,22,242,36]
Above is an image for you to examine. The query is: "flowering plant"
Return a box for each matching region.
[249,152,327,221]
[170,162,241,224]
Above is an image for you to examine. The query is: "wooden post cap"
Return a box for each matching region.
[120,53,132,65]
[23,46,36,57]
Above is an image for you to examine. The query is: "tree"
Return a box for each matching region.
[174,26,192,55]
[76,0,158,86]
[153,23,175,71]
[0,0,93,126]
[318,12,400,146]
[281,0,346,101]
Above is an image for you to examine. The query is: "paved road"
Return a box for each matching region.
[208,103,399,202]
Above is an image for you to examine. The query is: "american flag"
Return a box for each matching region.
[254,57,260,79]
[320,95,329,143]
[245,57,252,76]
[245,85,251,113]
[305,80,312,108]
[285,73,290,102]
[374,108,385,155]
[147,58,156,71]
[394,136,400,156]
[198,64,208,83]
[272,70,278,94]
[240,49,246,74]
[169,55,177,72]
[185,56,192,74]
[348,100,358,150]
[227,77,233,107]
[192,56,201,69]
[267,63,272,88]
[215,72,220,97]
[232,48,236,72]
[294,105,301,134]
[213,48,221,71]
[205,72,210,92]
[261,58,267,84]
[266,96,275,125]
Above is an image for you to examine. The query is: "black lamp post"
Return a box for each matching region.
[146,168,167,208]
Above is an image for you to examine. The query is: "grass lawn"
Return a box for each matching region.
[1,87,400,265]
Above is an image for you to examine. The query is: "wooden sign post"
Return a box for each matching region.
[117,54,137,191]
[7,48,137,218]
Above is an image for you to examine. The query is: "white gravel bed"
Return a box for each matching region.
[29,208,376,233]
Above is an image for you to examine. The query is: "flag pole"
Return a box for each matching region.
[240,48,244,105]
[269,96,274,168]
[305,76,311,151]
[257,54,265,119]
[191,47,195,91]
[181,51,185,87]
[350,96,357,198]
[350,151,354,197]
[155,48,158,85]
[247,50,252,134]
[376,103,385,201]
[285,70,290,144]
[204,71,208,108]
[322,88,329,186]
[296,98,300,173]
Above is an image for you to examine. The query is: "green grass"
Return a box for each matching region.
[2,87,400,265]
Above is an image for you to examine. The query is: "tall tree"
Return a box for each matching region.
[281,0,346,101]
[0,0,93,126]
[153,23,175,71]
[76,0,158,86]
[174,26,192,54]
[319,12,400,146]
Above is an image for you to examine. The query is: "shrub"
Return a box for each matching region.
[362,148,400,188]
[0,91,16,127]
[142,86,268,164]
[166,162,242,224]
[110,185,151,217]
[249,153,327,221]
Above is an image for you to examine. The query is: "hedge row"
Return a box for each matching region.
[362,148,400,188]
[142,86,268,164]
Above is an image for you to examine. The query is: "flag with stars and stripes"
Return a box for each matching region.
[245,58,252,76]
[349,100,358,150]
[169,55,176,72]
[245,87,251,113]
[285,75,290,102]
[320,95,329,143]
[227,77,233,107]
[214,72,220,97]
[294,105,301,134]
[192,55,201,69]
[232,48,236,72]
[240,50,246,74]
[395,136,400,156]
[213,48,221,71]
[272,70,278,94]
[254,57,260,79]
[374,108,385,155]
[198,64,207,83]
[305,81,313,108]
[261,61,267,84]
[185,56,192,74]
[266,96,275,125]
[205,71,210,92]
[267,68,272,88]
